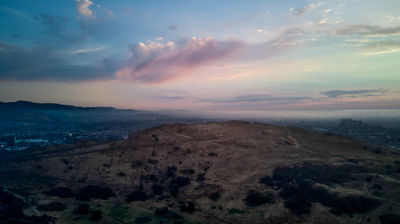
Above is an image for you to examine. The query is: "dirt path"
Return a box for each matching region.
[4,188,41,216]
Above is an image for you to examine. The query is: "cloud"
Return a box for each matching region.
[320,89,387,98]
[168,25,179,30]
[68,45,105,54]
[346,39,400,55]
[96,4,114,18]
[0,42,116,81]
[197,94,312,104]
[0,28,301,83]
[336,25,400,37]
[34,14,70,41]
[74,0,94,17]
[115,37,244,83]
[0,7,35,22]
[290,3,317,16]
[362,40,400,55]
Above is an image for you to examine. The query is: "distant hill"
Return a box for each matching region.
[0,100,132,111]
[1,121,400,223]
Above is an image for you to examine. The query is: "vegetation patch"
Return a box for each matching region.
[90,210,102,221]
[261,162,381,216]
[37,202,66,211]
[245,191,275,207]
[166,166,177,178]
[379,214,400,224]
[76,185,115,201]
[154,207,182,219]
[180,201,195,213]
[209,192,220,201]
[152,184,164,195]
[127,190,150,202]
[228,208,246,214]
[74,204,90,215]
[180,168,195,175]
[135,216,152,223]
[169,176,191,196]
[44,187,74,198]
[208,152,218,157]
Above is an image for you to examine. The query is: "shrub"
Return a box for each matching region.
[180,168,195,175]
[168,176,190,197]
[127,190,150,202]
[228,208,245,214]
[155,207,169,217]
[180,201,195,213]
[135,217,152,223]
[259,176,273,186]
[209,192,220,201]
[284,197,311,215]
[90,210,102,221]
[171,176,190,187]
[45,187,74,198]
[154,207,182,219]
[117,172,126,177]
[245,191,275,206]
[167,166,177,177]
[74,204,90,215]
[37,202,66,211]
[152,184,164,195]
[330,195,381,215]
[379,214,400,224]
[196,173,205,181]
[169,184,180,197]
[148,159,158,164]
[76,185,115,201]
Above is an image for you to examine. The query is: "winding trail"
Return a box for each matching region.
[4,189,41,216]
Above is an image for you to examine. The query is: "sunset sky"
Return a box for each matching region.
[0,0,399,114]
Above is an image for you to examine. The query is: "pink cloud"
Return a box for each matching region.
[115,37,243,84]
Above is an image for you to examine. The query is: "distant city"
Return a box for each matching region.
[0,101,213,151]
[268,118,400,150]
[1,101,399,151]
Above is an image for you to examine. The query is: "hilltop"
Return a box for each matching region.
[1,121,400,224]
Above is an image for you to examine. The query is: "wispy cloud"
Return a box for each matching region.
[290,3,317,16]
[320,89,387,98]
[346,38,400,55]
[0,7,35,22]
[69,45,105,54]
[74,0,94,17]
[362,40,400,55]
[0,42,116,81]
[336,25,400,37]
[197,94,312,104]
[168,25,178,30]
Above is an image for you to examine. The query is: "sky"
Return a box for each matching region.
[0,0,399,115]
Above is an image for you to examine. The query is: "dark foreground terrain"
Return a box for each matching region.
[1,121,400,224]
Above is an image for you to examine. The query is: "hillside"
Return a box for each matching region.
[1,121,400,224]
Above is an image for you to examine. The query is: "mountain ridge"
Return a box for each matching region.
[0,100,135,111]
